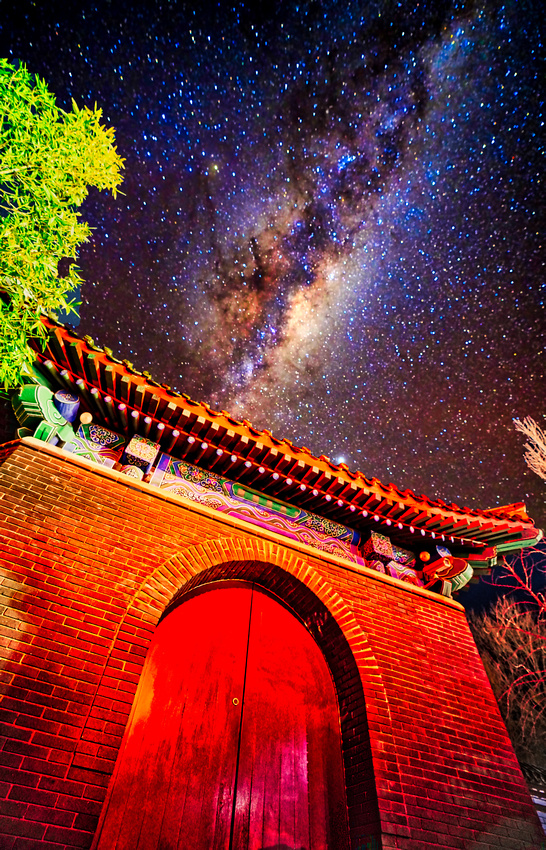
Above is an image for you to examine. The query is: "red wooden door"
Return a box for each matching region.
[93,584,349,850]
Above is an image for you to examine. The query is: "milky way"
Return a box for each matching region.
[3,0,545,527]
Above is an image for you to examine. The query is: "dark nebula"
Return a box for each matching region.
[2,0,545,528]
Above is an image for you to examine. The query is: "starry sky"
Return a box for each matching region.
[3,0,545,528]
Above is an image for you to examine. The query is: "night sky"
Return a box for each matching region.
[3,0,545,528]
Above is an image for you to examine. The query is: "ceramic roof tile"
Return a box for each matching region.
[25,316,540,558]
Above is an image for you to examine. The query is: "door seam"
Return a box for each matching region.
[228,584,254,850]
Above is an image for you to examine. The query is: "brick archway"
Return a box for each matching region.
[90,537,406,843]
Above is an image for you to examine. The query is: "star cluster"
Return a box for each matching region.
[3,0,545,525]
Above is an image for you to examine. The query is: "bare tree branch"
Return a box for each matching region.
[514,416,546,482]
[469,547,546,766]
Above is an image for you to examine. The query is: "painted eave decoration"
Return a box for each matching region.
[9,317,541,597]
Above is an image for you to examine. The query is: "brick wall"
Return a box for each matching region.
[0,440,543,850]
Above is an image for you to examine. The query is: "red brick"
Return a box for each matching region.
[3,740,50,760]
[56,795,102,816]
[73,813,98,832]
[30,733,76,753]
[0,751,24,769]
[82,784,107,803]
[43,823,93,847]
[37,777,84,797]
[8,786,58,807]
[0,799,28,818]
[11,715,60,736]
[11,838,68,850]
[20,758,67,779]
[25,804,74,827]
[0,724,32,742]
[0,814,46,838]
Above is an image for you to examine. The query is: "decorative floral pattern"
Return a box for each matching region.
[85,424,124,447]
[150,453,365,565]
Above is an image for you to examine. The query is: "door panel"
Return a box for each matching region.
[93,584,349,850]
[233,590,349,850]
[94,587,252,850]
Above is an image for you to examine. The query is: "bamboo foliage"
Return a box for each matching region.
[0,59,124,389]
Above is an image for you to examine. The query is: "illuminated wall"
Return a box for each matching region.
[0,439,542,849]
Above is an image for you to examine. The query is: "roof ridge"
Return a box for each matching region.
[32,316,536,534]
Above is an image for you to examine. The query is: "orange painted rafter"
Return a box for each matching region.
[29,317,540,559]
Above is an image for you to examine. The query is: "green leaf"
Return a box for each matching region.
[0,59,124,388]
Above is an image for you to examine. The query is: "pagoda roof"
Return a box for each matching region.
[27,318,541,568]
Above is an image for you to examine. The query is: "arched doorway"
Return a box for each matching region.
[93,583,350,849]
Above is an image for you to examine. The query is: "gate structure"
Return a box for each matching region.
[0,319,543,849]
